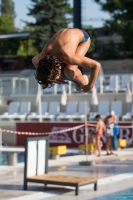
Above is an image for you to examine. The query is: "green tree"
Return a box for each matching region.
[0,14,16,32]
[0,13,18,55]
[1,0,15,18]
[27,0,72,51]
[0,0,19,55]
[0,39,20,55]
[94,0,133,57]
[17,39,38,56]
[0,0,16,32]
[101,41,120,59]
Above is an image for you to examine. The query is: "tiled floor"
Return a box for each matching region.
[0,149,133,200]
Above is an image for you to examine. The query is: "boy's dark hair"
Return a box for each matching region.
[34,55,61,89]
[95,114,101,119]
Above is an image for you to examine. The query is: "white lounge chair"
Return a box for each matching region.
[89,100,109,120]
[66,101,90,121]
[12,101,31,121]
[27,102,48,121]
[42,101,60,121]
[0,101,20,120]
[111,100,122,120]
[56,101,78,121]
[122,104,133,121]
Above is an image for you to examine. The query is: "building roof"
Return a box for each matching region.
[0,32,34,40]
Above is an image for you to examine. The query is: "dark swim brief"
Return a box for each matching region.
[80,30,89,43]
[78,30,89,74]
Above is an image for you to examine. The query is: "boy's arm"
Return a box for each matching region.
[103,123,106,132]
[68,55,100,92]
[32,54,41,68]
[95,123,99,133]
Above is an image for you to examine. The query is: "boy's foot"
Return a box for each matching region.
[110,152,115,155]
[83,74,89,85]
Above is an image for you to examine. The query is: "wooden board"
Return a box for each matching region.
[27,174,97,185]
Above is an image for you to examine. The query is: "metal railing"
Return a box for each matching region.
[0,74,133,96]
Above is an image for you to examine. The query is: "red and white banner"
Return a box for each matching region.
[15,122,133,147]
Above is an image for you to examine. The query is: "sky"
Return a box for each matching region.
[12,0,111,30]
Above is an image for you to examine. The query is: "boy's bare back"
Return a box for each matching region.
[32,28,100,93]
[96,119,106,133]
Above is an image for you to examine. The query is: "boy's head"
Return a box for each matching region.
[95,114,101,121]
[34,55,61,89]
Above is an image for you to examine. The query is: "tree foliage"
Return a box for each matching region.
[1,0,15,18]
[94,0,133,57]
[0,39,20,55]
[17,39,38,56]
[0,0,20,55]
[101,41,120,59]
[27,0,72,51]
[0,14,16,32]
[0,0,16,32]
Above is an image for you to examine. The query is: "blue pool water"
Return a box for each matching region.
[0,152,24,165]
[0,151,80,165]
[92,188,133,200]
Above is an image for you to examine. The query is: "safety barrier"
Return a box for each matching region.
[1,123,133,136]
[0,123,132,165]
[1,124,85,135]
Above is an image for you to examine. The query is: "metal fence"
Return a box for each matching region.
[0,73,133,95]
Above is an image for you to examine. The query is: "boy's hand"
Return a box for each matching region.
[76,85,93,93]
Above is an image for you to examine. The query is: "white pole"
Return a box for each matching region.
[38,84,42,122]
[116,75,118,93]
[54,84,57,94]
[12,78,15,95]
[84,99,88,162]
[19,78,21,95]
[26,79,29,95]
[99,76,103,94]
[0,79,3,95]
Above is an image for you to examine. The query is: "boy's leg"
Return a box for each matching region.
[75,38,91,56]
[96,136,101,156]
[110,136,114,154]
[63,38,91,88]
[106,136,110,155]
[63,65,89,88]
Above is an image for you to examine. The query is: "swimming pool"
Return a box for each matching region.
[92,187,133,200]
[0,152,24,165]
[0,150,80,165]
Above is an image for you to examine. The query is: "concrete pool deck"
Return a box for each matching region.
[0,148,133,200]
